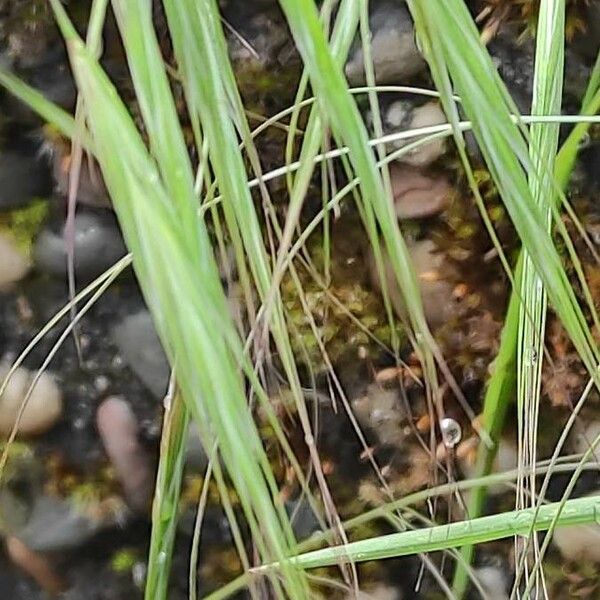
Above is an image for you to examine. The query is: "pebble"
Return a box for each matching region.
[579,142,600,193]
[345,0,425,85]
[0,147,52,211]
[0,233,30,287]
[13,494,106,553]
[389,163,452,219]
[285,496,321,541]
[111,310,170,400]
[96,396,154,512]
[370,239,460,329]
[6,536,65,595]
[473,564,509,600]
[0,363,63,436]
[379,100,447,167]
[553,502,600,563]
[185,422,209,472]
[224,5,290,66]
[21,58,76,112]
[33,209,127,280]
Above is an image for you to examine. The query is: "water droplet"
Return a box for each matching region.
[440,418,462,448]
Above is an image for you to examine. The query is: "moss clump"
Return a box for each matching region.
[111,548,139,574]
[0,200,49,256]
[281,230,402,373]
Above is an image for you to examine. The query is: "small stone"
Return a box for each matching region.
[345,0,425,85]
[460,436,518,496]
[0,233,30,287]
[489,25,591,113]
[351,583,402,600]
[473,563,509,600]
[97,396,154,512]
[553,506,600,563]
[6,536,65,595]
[15,495,106,553]
[111,310,170,399]
[0,363,63,436]
[33,209,127,280]
[389,163,452,219]
[285,496,321,541]
[224,8,290,66]
[370,239,461,329]
[579,142,600,193]
[381,100,447,167]
[21,58,76,112]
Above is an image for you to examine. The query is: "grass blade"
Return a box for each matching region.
[145,389,189,600]
[263,495,600,570]
[277,0,450,454]
[48,1,309,596]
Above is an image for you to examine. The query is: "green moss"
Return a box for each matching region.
[0,200,49,256]
[0,441,36,480]
[111,548,139,573]
[283,268,401,373]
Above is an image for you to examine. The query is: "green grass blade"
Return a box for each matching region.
[277,0,445,440]
[48,2,309,596]
[145,390,189,600]
[406,1,598,595]
[406,0,600,387]
[162,4,360,589]
[0,66,78,141]
[111,0,208,261]
[265,495,600,570]
[514,2,564,595]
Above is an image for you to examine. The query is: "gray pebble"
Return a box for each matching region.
[286,497,321,541]
[345,0,425,85]
[0,455,110,553]
[33,210,127,280]
[15,495,106,553]
[111,310,170,399]
[369,239,462,330]
[375,100,447,167]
